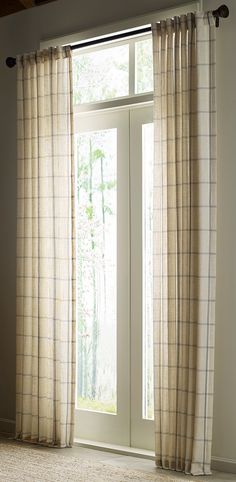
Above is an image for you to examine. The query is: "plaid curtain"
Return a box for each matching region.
[16,46,76,447]
[152,12,216,474]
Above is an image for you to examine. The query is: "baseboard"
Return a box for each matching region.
[0,418,15,437]
[211,455,236,474]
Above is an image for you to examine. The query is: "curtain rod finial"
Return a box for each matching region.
[212,4,229,27]
[213,4,229,19]
[6,57,16,68]
[218,4,229,18]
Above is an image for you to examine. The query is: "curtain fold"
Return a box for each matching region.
[16,46,76,447]
[152,12,216,475]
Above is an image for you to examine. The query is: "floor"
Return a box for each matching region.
[1,436,235,481]
[30,443,236,482]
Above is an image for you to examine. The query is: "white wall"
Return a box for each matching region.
[0,0,235,467]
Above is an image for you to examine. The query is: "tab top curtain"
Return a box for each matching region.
[16,46,76,447]
[152,12,216,475]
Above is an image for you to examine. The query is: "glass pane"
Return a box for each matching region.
[73,44,129,104]
[135,38,153,94]
[142,123,154,420]
[76,129,117,414]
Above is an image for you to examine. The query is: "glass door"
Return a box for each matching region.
[74,110,130,445]
[74,106,154,450]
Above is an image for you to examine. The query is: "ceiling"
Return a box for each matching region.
[0,0,57,18]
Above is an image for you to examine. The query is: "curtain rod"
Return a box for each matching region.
[5,4,229,68]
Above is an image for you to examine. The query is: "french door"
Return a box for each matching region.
[74,105,154,450]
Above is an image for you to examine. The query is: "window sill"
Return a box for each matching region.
[74,438,155,460]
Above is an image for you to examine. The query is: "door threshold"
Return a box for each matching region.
[74,438,155,460]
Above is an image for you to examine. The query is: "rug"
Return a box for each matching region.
[0,441,193,482]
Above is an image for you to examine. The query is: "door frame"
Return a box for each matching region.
[74,105,154,450]
[130,106,154,450]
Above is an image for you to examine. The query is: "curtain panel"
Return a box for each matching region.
[16,46,76,447]
[152,13,216,475]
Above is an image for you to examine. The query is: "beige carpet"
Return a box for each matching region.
[0,441,192,482]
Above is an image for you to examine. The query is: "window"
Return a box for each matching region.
[40,1,198,451]
[73,43,129,104]
[72,32,153,110]
[39,0,198,452]
[73,32,154,450]
[135,37,153,94]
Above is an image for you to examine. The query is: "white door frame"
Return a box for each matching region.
[130,106,154,450]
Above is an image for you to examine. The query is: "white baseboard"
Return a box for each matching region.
[0,418,15,436]
[211,455,236,474]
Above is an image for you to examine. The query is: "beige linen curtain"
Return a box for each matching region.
[16,46,76,447]
[152,13,216,475]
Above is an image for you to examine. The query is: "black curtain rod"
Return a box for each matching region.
[5,26,150,67]
[5,4,229,68]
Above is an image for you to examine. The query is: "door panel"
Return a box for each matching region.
[74,106,154,449]
[74,110,130,445]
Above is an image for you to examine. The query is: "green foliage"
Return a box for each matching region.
[98,180,116,192]
[78,397,116,414]
[86,205,94,220]
[92,149,104,160]
[106,180,116,190]
[78,163,89,177]
[77,139,116,223]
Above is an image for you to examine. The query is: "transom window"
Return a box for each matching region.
[72,33,153,107]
